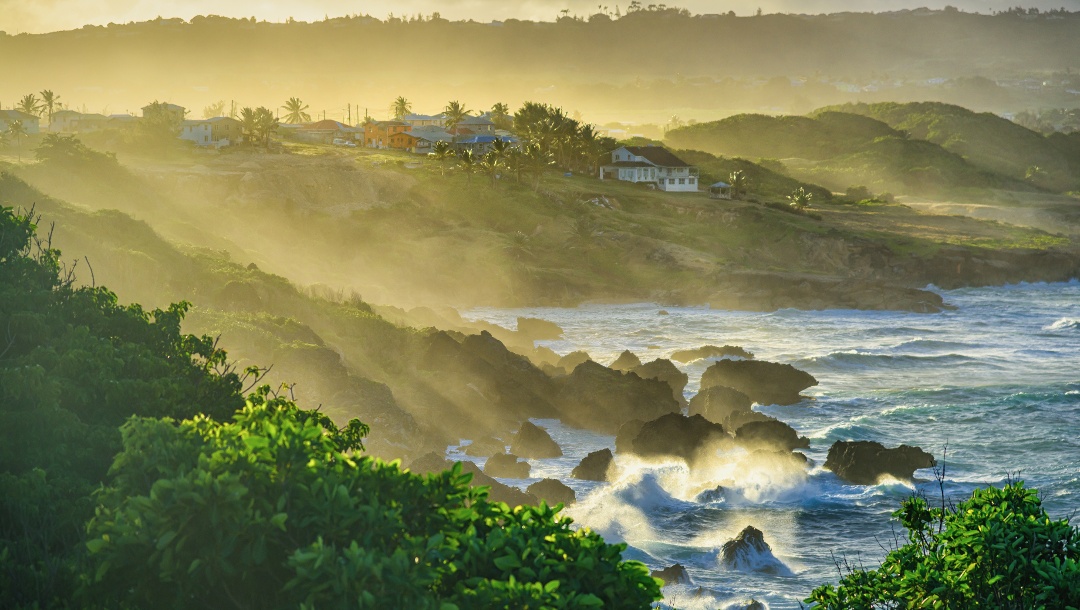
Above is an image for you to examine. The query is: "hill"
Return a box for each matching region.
[2,10,1080,123]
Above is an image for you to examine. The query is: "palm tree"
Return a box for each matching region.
[391,96,412,120]
[428,140,454,175]
[479,150,504,188]
[203,100,226,119]
[17,94,42,117]
[729,170,749,199]
[523,143,554,191]
[253,107,278,149]
[240,107,258,145]
[490,102,512,129]
[281,97,311,124]
[787,187,813,209]
[6,120,28,160]
[444,100,470,132]
[456,148,477,184]
[39,90,60,124]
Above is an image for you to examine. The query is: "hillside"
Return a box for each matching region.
[817,101,1080,193]
[2,10,1080,123]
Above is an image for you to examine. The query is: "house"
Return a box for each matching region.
[298,119,361,144]
[453,114,495,135]
[389,125,453,154]
[0,109,41,134]
[709,181,732,199]
[49,109,84,132]
[599,146,699,192]
[178,116,242,147]
[107,114,141,132]
[363,120,408,148]
[141,102,186,122]
[401,113,446,128]
[453,134,518,156]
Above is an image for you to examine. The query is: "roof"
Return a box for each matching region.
[710,182,732,188]
[142,102,185,112]
[369,120,408,127]
[623,146,691,168]
[459,115,494,126]
[1,109,39,121]
[181,120,211,127]
[603,161,653,168]
[207,116,241,124]
[402,113,446,121]
[301,119,356,132]
[405,129,453,143]
[455,135,516,144]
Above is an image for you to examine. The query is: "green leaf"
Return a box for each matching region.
[494,554,523,571]
[576,593,604,607]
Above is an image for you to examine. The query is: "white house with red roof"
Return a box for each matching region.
[600,145,699,192]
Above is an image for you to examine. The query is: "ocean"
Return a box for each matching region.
[458,281,1080,609]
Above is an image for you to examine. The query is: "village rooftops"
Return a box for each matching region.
[458,115,495,126]
[1,109,39,121]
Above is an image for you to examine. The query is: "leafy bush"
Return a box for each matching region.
[84,392,661,609]
[807,481,1080,609]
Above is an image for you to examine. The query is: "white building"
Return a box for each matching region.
[180,120,213,146]
[0,109,41,134]
[599,146,699,192]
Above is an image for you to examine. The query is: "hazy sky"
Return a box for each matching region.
[3,0,1079,34]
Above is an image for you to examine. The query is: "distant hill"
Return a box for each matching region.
[818,102,1080,192]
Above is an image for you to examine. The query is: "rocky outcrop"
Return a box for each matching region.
[510,421,562,458]
[516,316,563,341]
[462,436,506,457]
[629,413,731,465]
[527,478,576,506]
[610,350,643,371]
[554,361,680,433]
[700,359,818,406]
[825,440,936,485]
[734,419,810,452]
[571,448,614,481]
[484,453,531,478]
[406,453,537,506]
[651,563,692,586]
[719,526,791,575]
[709,271,953,314]
[632,359,689,406]
[688,386,753,425]
[615,419,646,454]
[670,345,755,363]
[556,350,591,373]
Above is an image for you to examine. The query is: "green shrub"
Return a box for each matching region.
[807,481,1080,609]
[84,392,661,609]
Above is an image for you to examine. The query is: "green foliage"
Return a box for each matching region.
[807,481,1080,609]
[35,134,119,170]
[84,394,661,609]
[0,204,247,608]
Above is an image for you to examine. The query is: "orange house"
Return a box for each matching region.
[364,120,408,148]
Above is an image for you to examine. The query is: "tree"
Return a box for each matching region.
[35,133,119,169]
[241,106,278,149]
[807,481,1080,609]
[82,392,662,609]
[444,100,470,131]
[391,96,412,120]
[787,186,813,209]
[39,90,60,124]
[140,101,184,151]
[202,100,226,119]
[456,148,478,183]
[523,143,554,191]
[17,93,42,117]
[428,140,454,175]
[490,102,512,130]
[729,170,749,199]
[282,97,311,124]
[6,120,28,161]
[479,149,503,188]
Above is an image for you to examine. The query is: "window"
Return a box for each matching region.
[668,178,675,184]
[679,178,685,184]
[690,178,696,184]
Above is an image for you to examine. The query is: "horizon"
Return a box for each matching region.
[3,0,1080,34]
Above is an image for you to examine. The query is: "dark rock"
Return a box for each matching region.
[460,461,538,506]
[571,448,613,481]
[510,421,562,458]
[462,436,506,457]
[825,440,936,485]
[734,419,810,452]
[527,478,576,506]
[651,563,692,586]
[632,359,689,406]
[408,454,538,506]
[555,361,680,433]
[484,453,531,478]
[695,485,726,503]
[723,409,776,432]
[700,359,817,406]
[529,345,562,369]
[630,413,732,465]
[720,526,790,575]
[610,350,643,371]
[658,309,669,315]
[670,345,755,363]
[516,316,564,341]
[688,385,753,424]
[615,419,646,454]
[556,350,591,373]
[732,600,766,610]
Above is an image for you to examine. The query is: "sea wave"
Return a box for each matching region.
[1044,317,1080,331]
[799,351,978,371]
